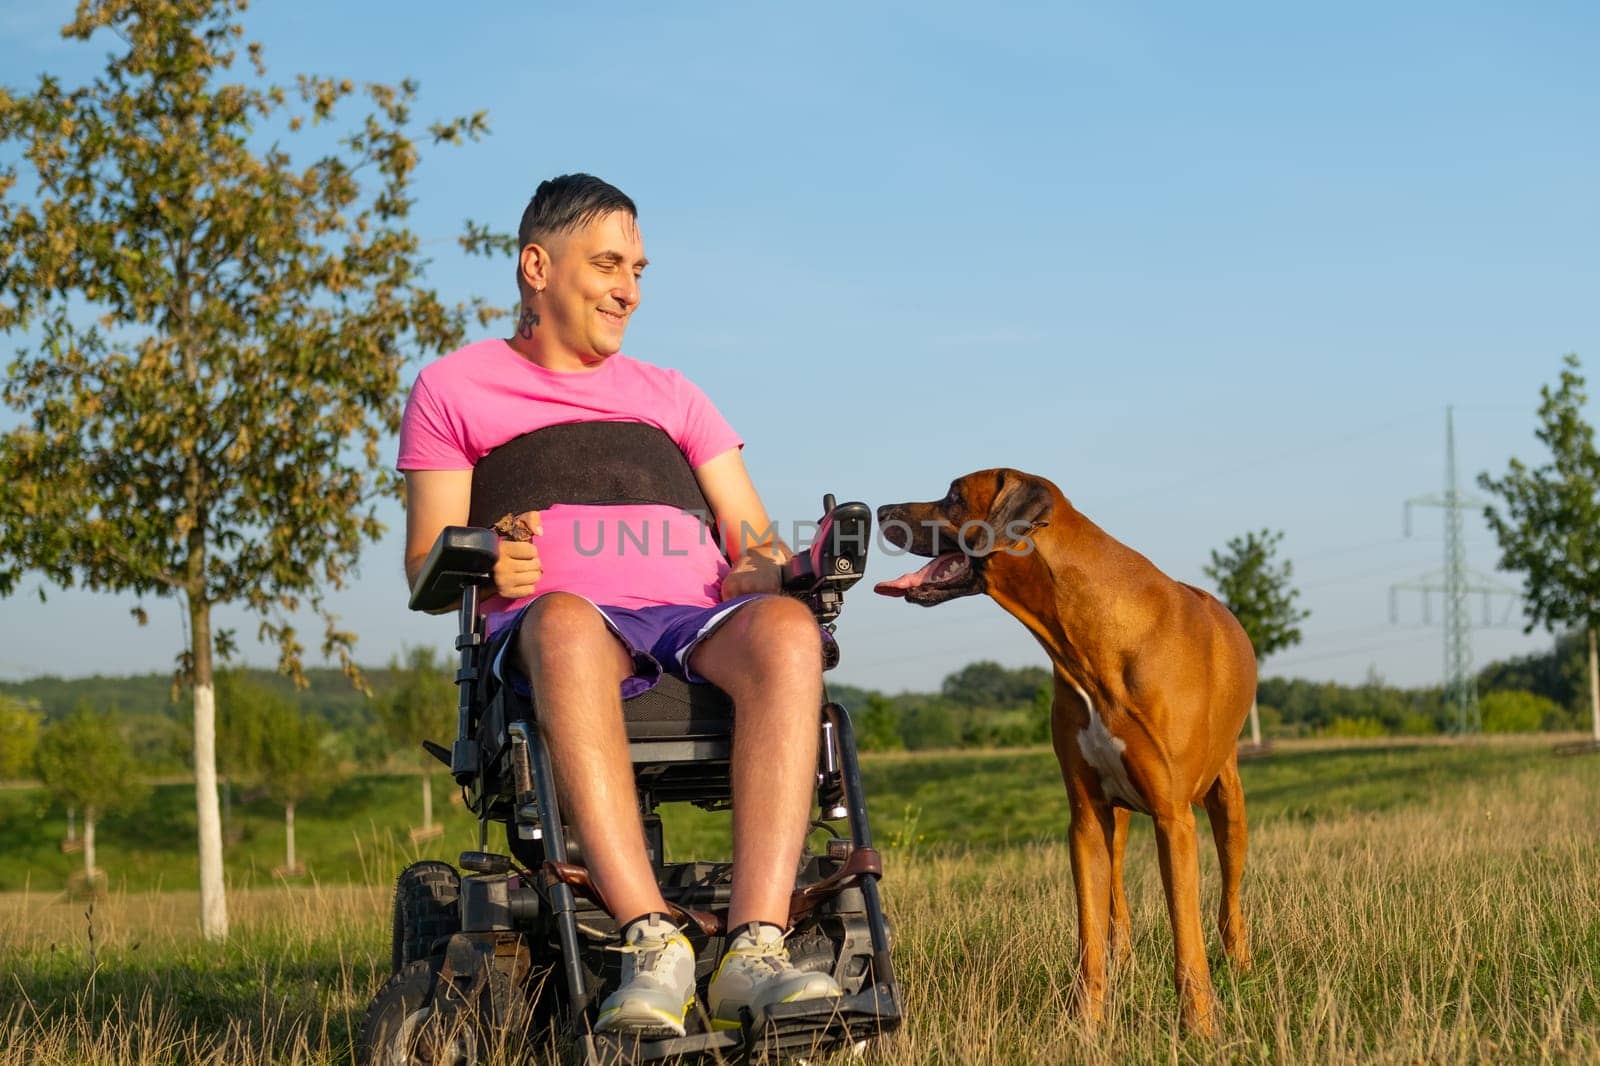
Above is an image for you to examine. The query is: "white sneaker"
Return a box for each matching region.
[595,915,696,1038]
[707,923,842,1030]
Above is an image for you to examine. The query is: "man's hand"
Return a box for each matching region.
[720,543,786,600]
[693,449,795,601]
[492,510,543,600]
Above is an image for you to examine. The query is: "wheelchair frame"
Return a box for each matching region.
[360,499,903,1064]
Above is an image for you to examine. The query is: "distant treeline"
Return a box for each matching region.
[840,633,1593,750]
[1,631,1590,768]
[1,667,409,774]
[1256,630,1592,738]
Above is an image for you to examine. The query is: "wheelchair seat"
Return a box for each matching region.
[612,674,735,741]
[483,671,738,810]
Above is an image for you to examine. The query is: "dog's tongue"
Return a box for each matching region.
[874,552,962,597]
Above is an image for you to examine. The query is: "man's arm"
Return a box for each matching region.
[404,469,543,610]
[694,448,790,598]
[404,470,475,590]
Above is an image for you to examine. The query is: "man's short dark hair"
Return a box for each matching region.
[517,174,637,250]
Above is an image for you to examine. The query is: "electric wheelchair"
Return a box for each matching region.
[358,424,902,1065]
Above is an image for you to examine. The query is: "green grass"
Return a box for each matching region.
[0,771,484,893]
[0,737,1583,893]
[670,735,1583,856]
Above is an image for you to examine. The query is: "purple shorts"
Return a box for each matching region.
[489,593,771,699]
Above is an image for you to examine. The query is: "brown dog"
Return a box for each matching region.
[875,468,1256,1034]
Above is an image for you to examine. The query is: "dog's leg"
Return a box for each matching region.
[1053,688,1114,1026]
[1203,754,1251,970]
[1152,807,1218,1037]
[1065,789,1115,1026]
[1109,806,1132,966]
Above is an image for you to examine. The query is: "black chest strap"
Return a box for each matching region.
[466,421,715,528]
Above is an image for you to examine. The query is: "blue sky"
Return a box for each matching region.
[1,1,1596,693]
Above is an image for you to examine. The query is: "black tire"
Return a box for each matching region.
[391,861,460,974]
[358,958,479,1066]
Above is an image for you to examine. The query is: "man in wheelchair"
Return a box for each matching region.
[381,174,897,1061]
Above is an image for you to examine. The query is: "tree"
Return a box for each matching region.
[1476,629,1587,725]
[216,671,266,780]
[378,646,456,839]
[0,695,42,780]
[1203,529,1310,746]
[898,701,959,751]
[0,2,498,938]
[34,705,148,887]
[940,661,1051,709]
[262,705,337,875]
[1479,354,1600,746]
[852,694,904,753]
[218,673,336,874]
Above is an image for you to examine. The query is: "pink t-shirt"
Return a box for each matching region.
[397,339,743,617]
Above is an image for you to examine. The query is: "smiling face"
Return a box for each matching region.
[516,209,647,369]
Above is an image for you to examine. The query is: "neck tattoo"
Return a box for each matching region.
[517,305,540,339]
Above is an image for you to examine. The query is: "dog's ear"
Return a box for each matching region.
[985,471,1052,556]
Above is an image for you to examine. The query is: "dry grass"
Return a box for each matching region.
[3,740,1598,1064]
[1,885,388,1065]
[883,766,1600,1064]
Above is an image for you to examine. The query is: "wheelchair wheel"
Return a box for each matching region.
[391,861,460,973]
[359,958,480,1066]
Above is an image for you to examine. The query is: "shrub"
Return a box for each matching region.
[1479,689,1559,734]
[1398,713,1437,736]
[899,703,960,750]
[0,697,42,781]
[1322,715,1386,738]
[852,696,904,752]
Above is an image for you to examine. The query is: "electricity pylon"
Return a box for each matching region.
[1389,406,1518,734]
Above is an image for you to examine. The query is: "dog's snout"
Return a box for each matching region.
[877,504,911,549]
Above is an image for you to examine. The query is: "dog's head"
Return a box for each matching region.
[874,468,1056,606]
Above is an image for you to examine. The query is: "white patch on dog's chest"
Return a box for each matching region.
[1071,682,1149,813]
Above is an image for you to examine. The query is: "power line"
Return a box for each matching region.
[1295,535,1413,565]
[1271,629,1441,670]
[1291,622,1439,644]
[1301,559,1441,591]
[1096,411,1429,506]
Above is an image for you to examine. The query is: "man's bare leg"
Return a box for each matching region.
[517,592,669,924]
[688,595,824,929]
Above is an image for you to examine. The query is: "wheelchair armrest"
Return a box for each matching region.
[408,526,500,613]
[781,497,871,625]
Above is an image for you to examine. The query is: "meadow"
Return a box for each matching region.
[2,736,1598,1064]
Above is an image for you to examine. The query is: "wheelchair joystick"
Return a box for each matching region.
[780,496,872,627]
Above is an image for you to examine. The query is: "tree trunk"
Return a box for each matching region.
[190,594,229,939]
[66,804,76,843]
[422,770,433,831]
[83,805,96,883]
[285,801,296,871]
[1249,698,1262,746]
[1589,626,1599,743]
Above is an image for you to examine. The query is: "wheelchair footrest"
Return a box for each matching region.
[748,982,903,1052]
[581,1028,741,1065]
[577,984,901,1064]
